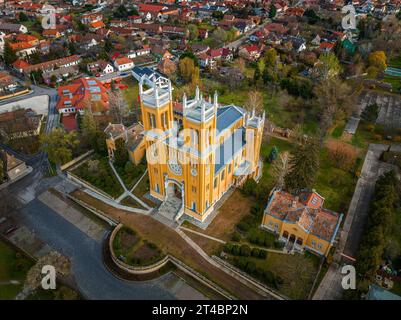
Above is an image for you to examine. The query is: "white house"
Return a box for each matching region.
[114,57,134,72]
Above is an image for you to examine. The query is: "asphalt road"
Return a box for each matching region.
[16,199,176,300]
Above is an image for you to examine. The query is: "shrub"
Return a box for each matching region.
[259,250,267,259]
[246,261,256,274]
[327,140,358,170]
[232,232,241,242]
[263,270,276,286]
[250,203,261,216]
[237,222,250,232]
[224,243,233,254]
[274,240,285,250]
[234,257,248,270]
[264,236,275,248]
[232,245,240,256]
[240,244,251,257]
[241,179,257,196]
[251,248,260,257]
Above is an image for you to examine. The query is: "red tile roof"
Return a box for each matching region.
[265,190,342,241]
[115,57,133,66]
[56,77,109,114]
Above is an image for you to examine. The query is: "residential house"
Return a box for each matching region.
[56,77,109,130]
[105,123,146,165]
[319,42,336,53]
[87,60,114,75]
[89,20,105,32]
[9,41,36,57]
[261,190,343,257]
[151,45,174,61]
[2,152,29,181]
[42,29,61,38]
[114,56,134,72]
[0,108,43,139]
[239,44,263,61]
[0,23,28,34]
[42,66,79,85]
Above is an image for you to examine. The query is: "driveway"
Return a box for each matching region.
[15,199,177,300]
[224,20,270,50]
[313,144,400,300]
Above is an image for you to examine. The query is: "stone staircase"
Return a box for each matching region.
[158,195,182,221]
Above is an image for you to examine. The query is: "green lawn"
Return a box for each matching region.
[113,226,165,266]
[229,251,320,299]
[383,75,401,92]
[121,78,139,111]
[315,148,358,213]
[389,55,401,68]
[0,241,34,300]
[72,156,124,198]
[331,122,346,139]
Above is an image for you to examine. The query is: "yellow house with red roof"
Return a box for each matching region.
[261,189,343,257]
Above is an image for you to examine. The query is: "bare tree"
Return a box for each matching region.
[244,90,264,114]
[314,78,355,138]
[271,151,292,190]
[109,90,128,124]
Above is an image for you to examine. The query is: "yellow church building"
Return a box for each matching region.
[261,189,343,257]
[138,75,264,223]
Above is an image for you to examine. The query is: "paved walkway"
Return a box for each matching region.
[313,143,400,300]
[108,160,151,210]
[38,190,106,242]
[179,226,226,244]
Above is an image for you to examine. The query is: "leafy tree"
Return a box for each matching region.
[93,130,108,156]
[19,12,28,22]
[304,9,320,24]
[40,128,80,165]
[211,28,227,46]
[80,109,98,146]
[256,59,265,79]
[285,137,320,193]
[314,78,354,137]
[179,57,200,85]
[212,11,224,20]
[114,138,128,167]
[368,51,387,72]
[113,4,129,19]
[316,52,342,80]
[264,48,278,68]
[187,24,199,41]
[179,51,199,66]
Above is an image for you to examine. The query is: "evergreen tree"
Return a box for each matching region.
[93,131,108,156]
[3,41,17,65]
[269,4,277,19]
[113,138,128,167]
[284,137,320,193]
